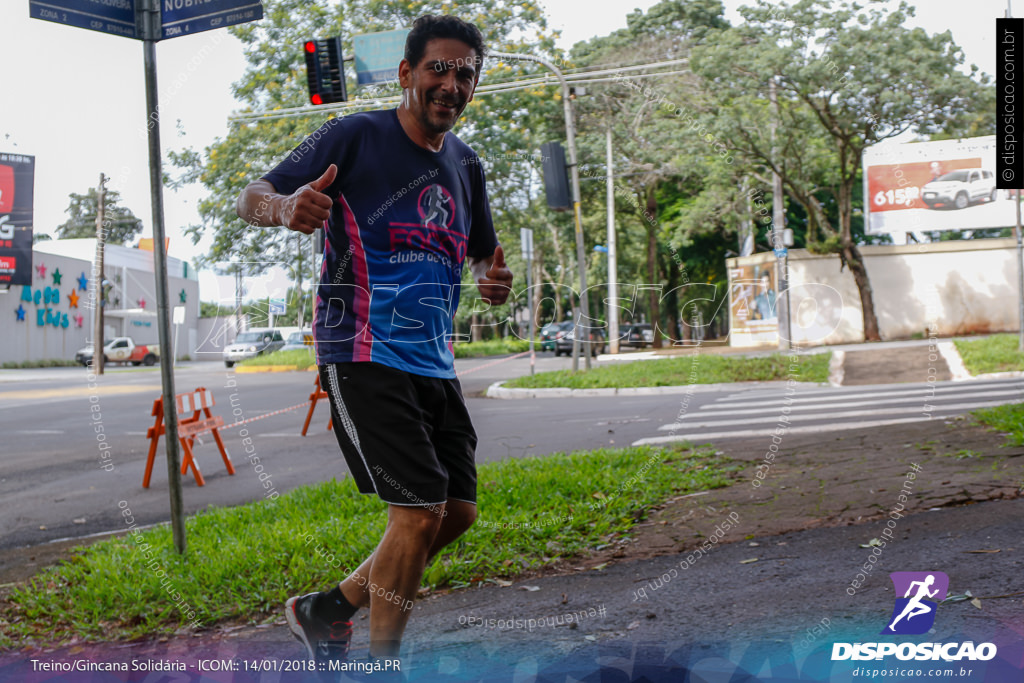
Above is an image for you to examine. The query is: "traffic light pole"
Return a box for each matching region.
[489,51,591,371]
[141,0,187,555]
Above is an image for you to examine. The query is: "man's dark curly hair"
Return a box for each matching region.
[404,15,486,69]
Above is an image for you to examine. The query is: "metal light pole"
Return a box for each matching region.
[606,127,619,354]
[769,76,791,350]
[490,51,591,371]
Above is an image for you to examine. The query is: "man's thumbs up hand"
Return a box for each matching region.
[279,164,337,235]
[477,245,513,305]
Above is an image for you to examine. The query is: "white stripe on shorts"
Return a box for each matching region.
[326,364,379,495]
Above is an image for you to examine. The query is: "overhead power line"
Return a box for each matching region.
[228,57,690,124]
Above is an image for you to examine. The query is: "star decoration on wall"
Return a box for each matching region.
[179,289,187,304]
[15,304,26,322]
[74,314,84,328]
[137,298,146,309]
[36,263,46,279]
[68,290,80,308]
[51,268,63,285]
[77,273,88,291]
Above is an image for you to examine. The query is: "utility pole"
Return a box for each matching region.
[606,127,619,354]
[92,173,106,375]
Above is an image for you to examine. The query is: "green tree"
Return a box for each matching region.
[55,187,143,245]
[569,0,730,345]
[691,0,992,341]
[170,0,558,278]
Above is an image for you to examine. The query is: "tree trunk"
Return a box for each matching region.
[645,187,662,348]
[837,149,882,342]
[840,239,881,342]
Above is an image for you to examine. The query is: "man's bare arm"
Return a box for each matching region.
[235,164,338,235]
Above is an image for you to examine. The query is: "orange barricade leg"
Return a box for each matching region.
[205,405,235,475]
[179,436,206,486]
[143,398,165,489]
[303,374,331,436]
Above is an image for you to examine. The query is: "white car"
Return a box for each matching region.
[921,169,997,210]
[223,328,286,367]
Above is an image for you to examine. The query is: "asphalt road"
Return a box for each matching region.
[1,354,1020,554]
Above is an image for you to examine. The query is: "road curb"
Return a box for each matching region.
[485,380,829,399]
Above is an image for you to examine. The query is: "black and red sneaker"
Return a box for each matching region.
[285,592,354,664]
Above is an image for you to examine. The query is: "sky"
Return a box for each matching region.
[0,0,1007,305]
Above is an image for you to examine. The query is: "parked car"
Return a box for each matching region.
[555,326,607,356]
[921,169,997,209]
[281,330,314,352]
[620,323,655,348]
[75,337,160,367]
[539,321,574,353]
[223,328,287,367]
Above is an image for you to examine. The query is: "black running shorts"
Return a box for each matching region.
[319,361,478,507]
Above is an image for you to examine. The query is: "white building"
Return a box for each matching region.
[2,239,199,365]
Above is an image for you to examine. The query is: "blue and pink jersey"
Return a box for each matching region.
[263,109,499,378]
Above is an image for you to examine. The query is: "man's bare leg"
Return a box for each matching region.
[334,500,477,656]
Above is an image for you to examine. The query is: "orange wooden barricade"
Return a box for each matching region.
[144,387,235,487]
[301,374,333,436]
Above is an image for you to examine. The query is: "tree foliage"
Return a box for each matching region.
[55,187,142,245]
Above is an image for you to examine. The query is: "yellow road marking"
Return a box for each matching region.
[0,385,158,401]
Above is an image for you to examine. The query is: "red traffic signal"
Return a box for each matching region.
[304,37,347,105]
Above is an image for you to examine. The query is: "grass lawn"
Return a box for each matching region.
[973,402,1024,447]
[506,351,831,389]
[955,334,1024,375]
[453,338,530,358]
[1,444,735,647]
[237,349,315,370]
[236,340,530,367]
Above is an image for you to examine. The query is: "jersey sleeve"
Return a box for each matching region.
[261,117,350,198]
[466,158,499,259]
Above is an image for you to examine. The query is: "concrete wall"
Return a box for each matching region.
[728,238,1020,347]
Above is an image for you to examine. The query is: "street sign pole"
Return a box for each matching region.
[521,228,535,375]
[140,0,186,554]
[31,0,264,558]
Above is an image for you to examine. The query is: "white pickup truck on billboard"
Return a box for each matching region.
[863,135,1014,234]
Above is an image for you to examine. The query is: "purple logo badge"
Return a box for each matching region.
[881,572,949,635]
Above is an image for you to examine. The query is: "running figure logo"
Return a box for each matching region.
[882,572,949,635]
[418,184,455,229]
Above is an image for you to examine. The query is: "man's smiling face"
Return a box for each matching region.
[399,37,480,136]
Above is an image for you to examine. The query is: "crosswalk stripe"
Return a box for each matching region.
[697,389,1023,415]
[657,398,1013,431]
[711,382,1022,405]
[633,417,934,446]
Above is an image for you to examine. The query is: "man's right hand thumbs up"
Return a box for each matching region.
[280,164,337,235]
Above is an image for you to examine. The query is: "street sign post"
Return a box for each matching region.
[30,0,263,555]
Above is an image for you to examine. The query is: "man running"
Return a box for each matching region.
[235,14,511,664]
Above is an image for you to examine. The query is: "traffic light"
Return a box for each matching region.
[304,37,347,105]
[540,142,571,211]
